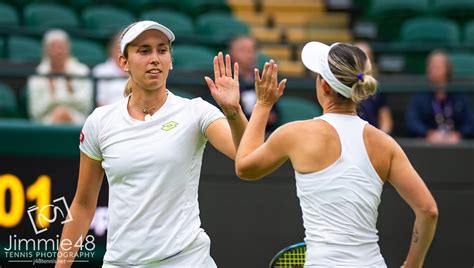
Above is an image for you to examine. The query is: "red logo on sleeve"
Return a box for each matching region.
[79,131,85,143]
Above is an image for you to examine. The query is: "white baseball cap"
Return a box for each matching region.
[301,41,352,98]
[120,20,175,54]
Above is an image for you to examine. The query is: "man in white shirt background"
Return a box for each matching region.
[92,33,128,107]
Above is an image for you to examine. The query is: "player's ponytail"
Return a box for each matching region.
[123,78,132,96]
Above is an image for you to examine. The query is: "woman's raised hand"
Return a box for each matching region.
[205,52,240,110]
[254,60,286,107]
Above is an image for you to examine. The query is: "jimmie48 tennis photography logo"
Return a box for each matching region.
[3,196,96,265]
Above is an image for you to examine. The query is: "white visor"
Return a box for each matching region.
[120,20,175,54]
[301,41,352,98]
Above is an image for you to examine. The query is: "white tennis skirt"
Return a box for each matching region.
[102,231,216,268]
[305,242,387,268]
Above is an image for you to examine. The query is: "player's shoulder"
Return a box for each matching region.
[167,90,201,105]
[363,123,398,152]
[166,92,220,118]
[186,95,218,111]
[270,118,322,140]
[290,117,337,136]
[188,96,208,105]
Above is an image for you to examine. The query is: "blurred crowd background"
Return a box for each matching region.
[0,0,473,142]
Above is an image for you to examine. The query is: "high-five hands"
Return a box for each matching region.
[254,60,287,107]
[205,52,240,110]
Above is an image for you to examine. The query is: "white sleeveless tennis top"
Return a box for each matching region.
[295,113,387,267]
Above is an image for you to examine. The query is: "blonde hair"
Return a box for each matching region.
[120,23,136,97]
[328,43,377,103]
[353,41,379,77]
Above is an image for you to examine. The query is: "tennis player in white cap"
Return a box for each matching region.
[56,20,247,267]
[235,42,438,267]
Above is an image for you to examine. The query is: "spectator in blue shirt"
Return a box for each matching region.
[405,49,474,143]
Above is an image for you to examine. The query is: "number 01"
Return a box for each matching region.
[0,174,51,228]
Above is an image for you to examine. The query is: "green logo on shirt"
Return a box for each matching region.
[161,121,178,131]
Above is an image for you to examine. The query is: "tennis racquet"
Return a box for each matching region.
[268,242,306,268]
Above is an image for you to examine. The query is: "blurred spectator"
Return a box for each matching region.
[354,41,393,134]
[405,49,474,143]
[27,29,93,125]
[229,36,279,131]
[93,33,127,106]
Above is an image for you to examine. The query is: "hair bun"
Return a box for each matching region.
[351,74,377,103]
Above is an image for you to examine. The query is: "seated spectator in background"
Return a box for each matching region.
[27,29,93,125]
[93,33,127,106]
[406,49,474,143]
[229,36,279,131]
[354,41,393,134]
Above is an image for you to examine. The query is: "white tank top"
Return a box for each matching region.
[295,113,387,267]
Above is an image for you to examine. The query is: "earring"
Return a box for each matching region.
[170,64,173,70]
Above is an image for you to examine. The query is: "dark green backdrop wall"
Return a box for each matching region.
[0,123,472,267]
